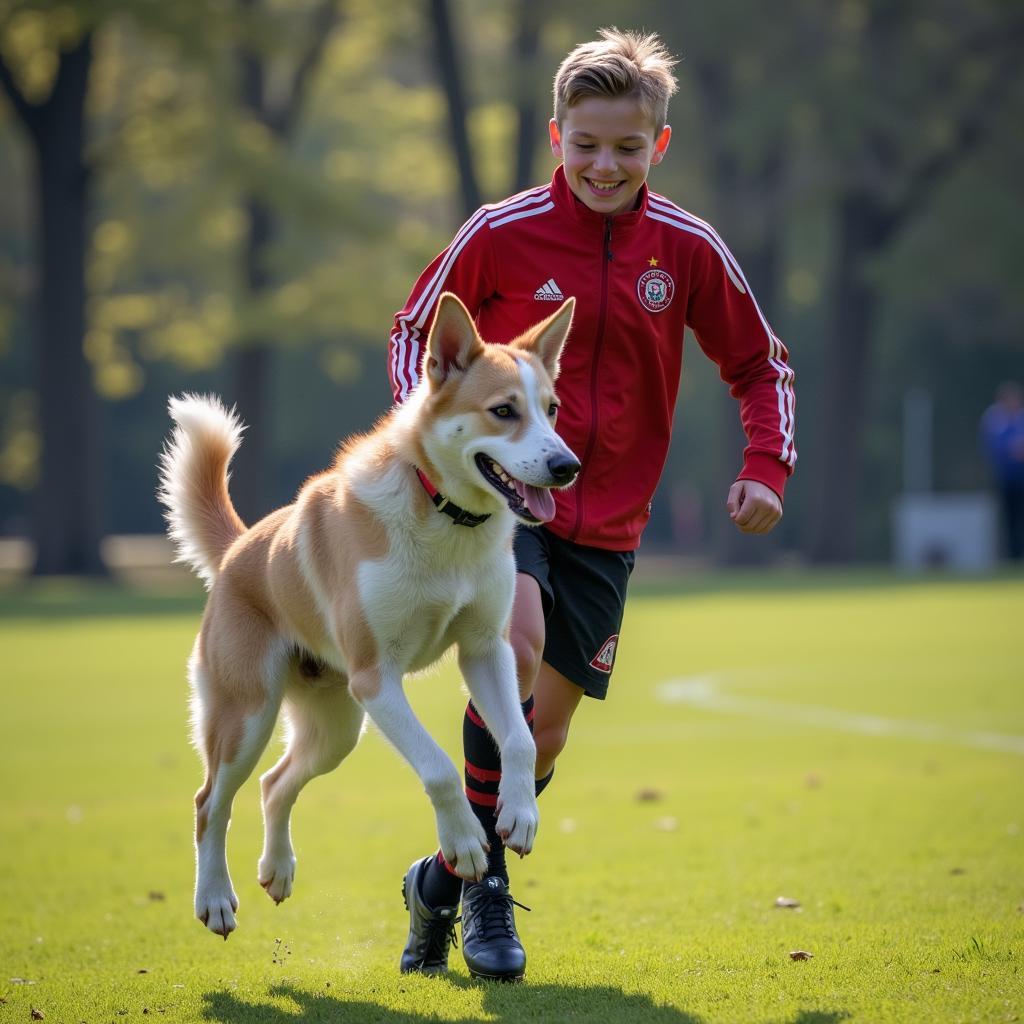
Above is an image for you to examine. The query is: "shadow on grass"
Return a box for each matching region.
[202,981,849,1024]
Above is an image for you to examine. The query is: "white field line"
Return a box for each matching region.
[656,676,1024,756]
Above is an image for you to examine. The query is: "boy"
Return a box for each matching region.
[387,28,795,981]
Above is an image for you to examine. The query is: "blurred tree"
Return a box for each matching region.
[230,0,343,521]
[509,0,543,194]
[804,1,1024,561]
[428,0,481,218]
[4,1,1020,565]
[0,10,104,573]
[426,0,548,221]
[688,53,787,565]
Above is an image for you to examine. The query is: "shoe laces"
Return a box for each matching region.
[466,887,531,941]
[422,912,459,965]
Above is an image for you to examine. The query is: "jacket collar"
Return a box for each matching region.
[550,164,650,230]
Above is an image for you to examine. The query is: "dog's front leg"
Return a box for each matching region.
[458,641,539,857]
[348,666,489,881]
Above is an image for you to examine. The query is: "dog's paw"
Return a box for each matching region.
[196,885,239,939]
[258,852,296,905]
[495,796,538,857]
[439,813,490,882]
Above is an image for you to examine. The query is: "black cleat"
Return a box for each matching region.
[461,876,530,982]
[400,857,460,975]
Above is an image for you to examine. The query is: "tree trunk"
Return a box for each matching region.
[28,36,107,576]
[808,193,887,562]
[690,60,785,563]
[228,0,339,523]
[428,0,482,218]
[510,0,542,194]
[230,195,274,524]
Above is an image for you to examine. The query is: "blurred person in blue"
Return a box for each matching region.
[980,381,1024,560]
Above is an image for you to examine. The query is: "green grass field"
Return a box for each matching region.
[1,572,1021,1023]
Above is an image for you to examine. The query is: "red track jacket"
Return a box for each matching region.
[388,166,796,552]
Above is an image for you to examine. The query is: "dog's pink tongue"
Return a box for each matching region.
[515,481,557,523]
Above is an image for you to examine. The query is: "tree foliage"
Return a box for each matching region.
[0,0,1022,566]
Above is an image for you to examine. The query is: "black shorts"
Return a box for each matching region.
[513,525,635,700]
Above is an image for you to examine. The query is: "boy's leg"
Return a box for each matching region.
[402,529,633,979]
[532,660,585,779]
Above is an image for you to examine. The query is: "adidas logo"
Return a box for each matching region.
[534,278,564,301]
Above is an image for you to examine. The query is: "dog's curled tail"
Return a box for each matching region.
[158,394,247,588]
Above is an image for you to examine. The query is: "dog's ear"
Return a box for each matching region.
[425,293,484,388]
[512,297,575,380]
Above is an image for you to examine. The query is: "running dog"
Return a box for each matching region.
[158,293,579,938]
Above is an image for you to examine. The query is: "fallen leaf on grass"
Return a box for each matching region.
[789,950,814,961]
[635,787,664,802]
[31,1009,45,1020]
[950,867,966,876]
[774,896,801,909]
[148,891,166,902]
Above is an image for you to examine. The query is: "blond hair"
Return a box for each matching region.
[553,28,679,131]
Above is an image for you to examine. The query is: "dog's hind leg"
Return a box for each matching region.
[191,634,287,939]
[258,662,365,904]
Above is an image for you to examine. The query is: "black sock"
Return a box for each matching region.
[463,696,542,882]
[420,695,546,902]
[418,848,463,909]
[463,699,510,880]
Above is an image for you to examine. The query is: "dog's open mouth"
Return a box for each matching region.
[475,454,555,524]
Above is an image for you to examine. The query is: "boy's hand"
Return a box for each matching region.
[726,480,782,535]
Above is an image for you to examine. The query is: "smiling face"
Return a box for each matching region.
[550,95,671,217]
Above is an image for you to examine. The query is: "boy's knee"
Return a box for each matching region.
[533,720,569,766]
[509,624,543,698]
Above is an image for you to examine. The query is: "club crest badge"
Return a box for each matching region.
[589,634,619,674]
[637,268,674,313]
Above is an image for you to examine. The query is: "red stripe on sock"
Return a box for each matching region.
[466,703,487,729]
[465,786,499,807]
[465,759,502,783]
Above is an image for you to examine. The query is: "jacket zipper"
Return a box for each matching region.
[571,217,614,542]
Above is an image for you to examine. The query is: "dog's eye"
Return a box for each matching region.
[490,404,517,419]
[548,403,559,417]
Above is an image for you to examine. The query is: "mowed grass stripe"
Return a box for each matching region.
[0,573,1021,1023]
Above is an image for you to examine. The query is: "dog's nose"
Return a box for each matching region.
[548,455,581,485]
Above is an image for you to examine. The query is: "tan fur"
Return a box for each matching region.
[159,293,578,938]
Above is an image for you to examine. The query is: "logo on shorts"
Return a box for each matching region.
[589,634,619,674]
[637,268,674,312]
